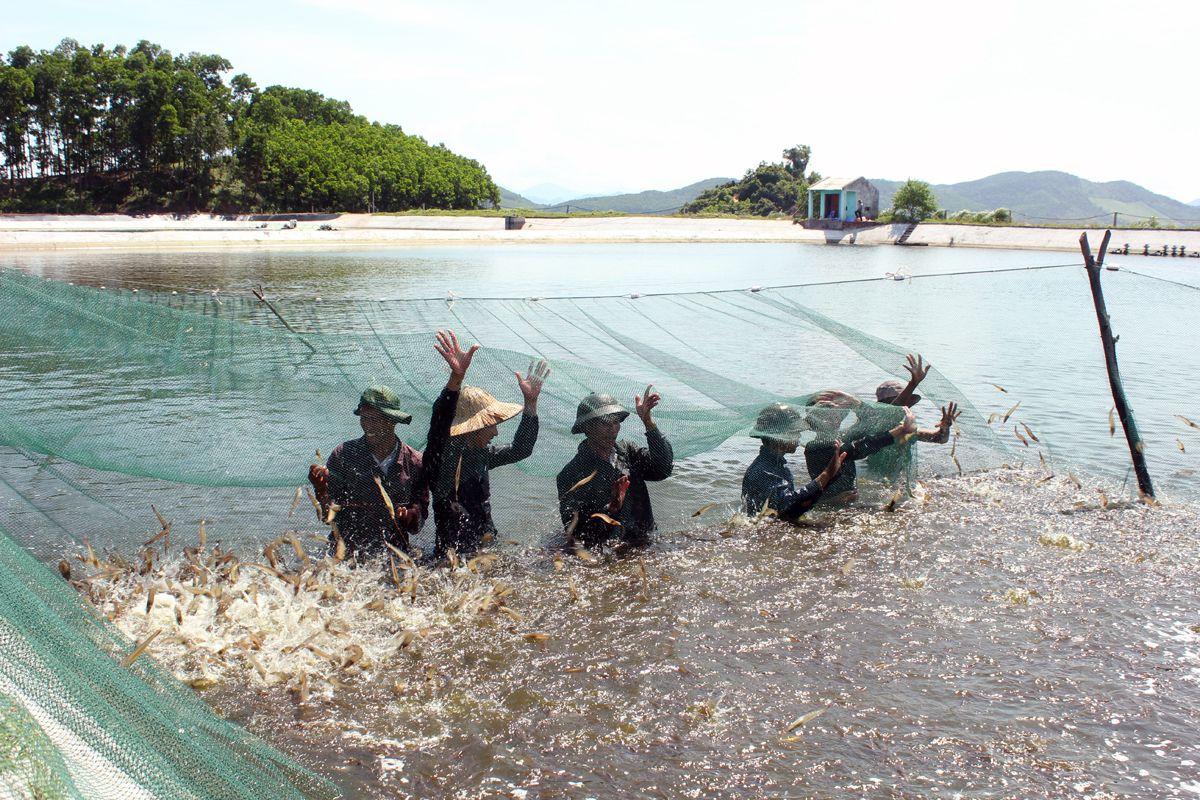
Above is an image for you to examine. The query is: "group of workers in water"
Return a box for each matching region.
[310,330,961,562]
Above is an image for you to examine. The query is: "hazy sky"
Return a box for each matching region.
[5,0,1197,200]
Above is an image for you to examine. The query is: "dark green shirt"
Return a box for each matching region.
[556,427,673,547]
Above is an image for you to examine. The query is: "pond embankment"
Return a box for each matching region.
[3,213,1199,253]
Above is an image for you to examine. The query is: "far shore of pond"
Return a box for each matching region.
[3,213,1200,255]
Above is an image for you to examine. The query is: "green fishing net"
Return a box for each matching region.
[0,267,1014,798]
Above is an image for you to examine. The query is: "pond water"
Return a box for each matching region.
[3,242,1199,799]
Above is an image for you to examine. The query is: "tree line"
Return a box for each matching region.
[0,39,500,213]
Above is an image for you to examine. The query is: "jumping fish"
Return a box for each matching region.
[121,629,161,668]
[786,708,826,732]
[565,470,598,495]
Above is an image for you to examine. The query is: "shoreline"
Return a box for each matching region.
[4,213,1200,254]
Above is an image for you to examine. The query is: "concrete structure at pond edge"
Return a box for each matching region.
[805,177,880,228]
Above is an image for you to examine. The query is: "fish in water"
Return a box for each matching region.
[785,707,826,732]
[565,470,598,495]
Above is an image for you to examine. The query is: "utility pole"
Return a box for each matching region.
[1078,230,1155,500]
[1112,211,1118,228]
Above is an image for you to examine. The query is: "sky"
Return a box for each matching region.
[4,0,1197,201]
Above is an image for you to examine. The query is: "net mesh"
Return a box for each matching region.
[0,269,1004,487]
[0,520,338,799]
[0,266,1019,797]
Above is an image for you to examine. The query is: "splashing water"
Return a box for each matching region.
[70,470,1200,799]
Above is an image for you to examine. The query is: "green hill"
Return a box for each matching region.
[562,178,732,214]
[872,171,1200,225]
[497,187,540,209]
[497,178,731,214]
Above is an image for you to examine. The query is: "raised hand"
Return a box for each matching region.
[812,389,860,409]
[904,353,931,386]
[939,402,961,430]
[816,441,848,489]
[434,329,479,389]
[634,385,661,428]
[516,359,551,408]
[891,407,918,442]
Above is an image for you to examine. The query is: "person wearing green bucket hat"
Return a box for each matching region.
[742,403,848,521]
[322,329,478,559]
[556,386,673,549]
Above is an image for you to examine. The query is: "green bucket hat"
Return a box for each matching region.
[748,403,808,443]
[571,392,629,434]
[354,385,413,424]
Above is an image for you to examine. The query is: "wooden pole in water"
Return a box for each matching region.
[1078,230,1155,500]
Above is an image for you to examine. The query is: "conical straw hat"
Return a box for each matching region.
[450,385,523,436]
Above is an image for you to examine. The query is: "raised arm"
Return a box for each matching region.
[892,353,930,407]
[631,386,673,480]
[414,329,477,501]
[487,360,548,468]
[916,402,960,443]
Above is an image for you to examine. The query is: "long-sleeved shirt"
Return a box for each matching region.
[431,412,538,558]
[556,427,673,548]
[803,429,896,499]
[742,445,824,521]
[326,387,458,558]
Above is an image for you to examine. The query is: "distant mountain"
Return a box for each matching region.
[520,183,579,205]
[1189,198,1200,207]
[497,178,732,214]
[871,171,1200,224]
[497,186,539,208]
[561,178,732,214]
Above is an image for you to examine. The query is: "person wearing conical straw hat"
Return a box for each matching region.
[323,330,478,560]
[556,386,673,549]
[431,359,551,561]
[742,403,847,522]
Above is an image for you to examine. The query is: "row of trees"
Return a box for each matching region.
[0,39,499,212]
[681,145,820,216]
[679,150,950,225]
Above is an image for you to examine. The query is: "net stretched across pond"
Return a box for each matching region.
[0,267,1012,798]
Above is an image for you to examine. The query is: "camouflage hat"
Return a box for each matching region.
[354,385,412,424]
[571,392,629,434]
[748,403,807,443]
